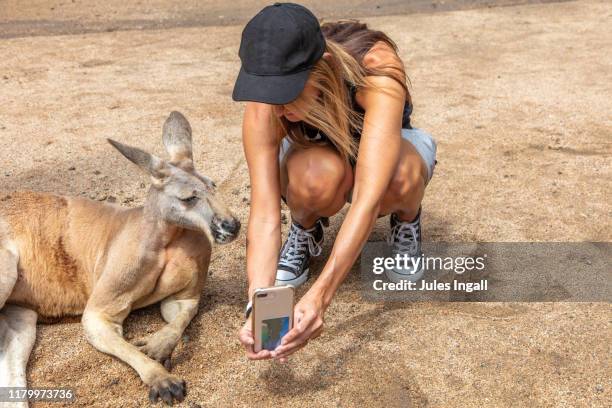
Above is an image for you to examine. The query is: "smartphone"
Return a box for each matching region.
[252,285,294,352]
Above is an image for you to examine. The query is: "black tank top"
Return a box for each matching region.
[302,82,412,146]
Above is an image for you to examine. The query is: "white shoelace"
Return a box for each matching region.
[278,223,322,270]
[387,218,420,255]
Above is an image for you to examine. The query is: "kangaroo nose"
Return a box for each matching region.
[221,218,240,234]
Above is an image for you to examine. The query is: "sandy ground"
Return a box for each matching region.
[0,0,567,38]
[0,0,611,407]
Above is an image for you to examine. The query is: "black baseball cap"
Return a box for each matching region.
[232,3,325,105]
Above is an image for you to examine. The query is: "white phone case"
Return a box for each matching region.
[252,286,294,352]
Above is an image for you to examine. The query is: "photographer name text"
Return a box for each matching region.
[373,279,488,292]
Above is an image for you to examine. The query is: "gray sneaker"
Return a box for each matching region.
[276,219,324,287]
[385,210,424,283]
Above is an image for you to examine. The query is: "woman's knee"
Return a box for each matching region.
[286,148,349,207]
[387,163,425,203]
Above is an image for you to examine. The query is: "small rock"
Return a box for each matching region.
[140,182,146,189]
[189,403,202,408]
[586,260,592,265]
[109,378,119,386]
[68,166,76,171]
[93,170,101,175]
[281,213,288,224]
[595,384,603,393]
[97,195,108,201]
[2,75,8,80]
[232,188,240,195]
[107,196,117,203]
[182,335,190,343]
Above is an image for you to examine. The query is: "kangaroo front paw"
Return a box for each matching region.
[148,374,186,406]
[134,331,178,368]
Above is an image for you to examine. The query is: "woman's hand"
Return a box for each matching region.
[238,317,273,360]
[271,291,326,360]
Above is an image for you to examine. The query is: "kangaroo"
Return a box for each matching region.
[0,111,240,406]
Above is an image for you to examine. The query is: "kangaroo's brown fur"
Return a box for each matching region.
[0,112,240,407]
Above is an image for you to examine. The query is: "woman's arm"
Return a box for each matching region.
[273,74,407,359]
[312,41,408,304]
[242,102,284,298]
[239,102,285,360]
[314,75,406,303]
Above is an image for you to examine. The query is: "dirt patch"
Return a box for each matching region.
[1,0,569,39]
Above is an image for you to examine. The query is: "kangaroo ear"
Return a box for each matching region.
[107,139,169,180]
[162,111,193,170]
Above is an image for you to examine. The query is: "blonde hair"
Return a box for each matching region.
[272,23,410,162]
[272,41,362,161]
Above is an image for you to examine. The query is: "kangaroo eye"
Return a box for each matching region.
[180,196,199,205]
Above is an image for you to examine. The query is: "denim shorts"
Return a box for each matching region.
[398,127,437,184]
[279,128,437,185]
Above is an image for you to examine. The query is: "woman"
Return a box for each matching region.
[233,3,436,361]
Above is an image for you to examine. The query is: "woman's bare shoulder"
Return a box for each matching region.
[362,41,404,71]
[356,42,407,109]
